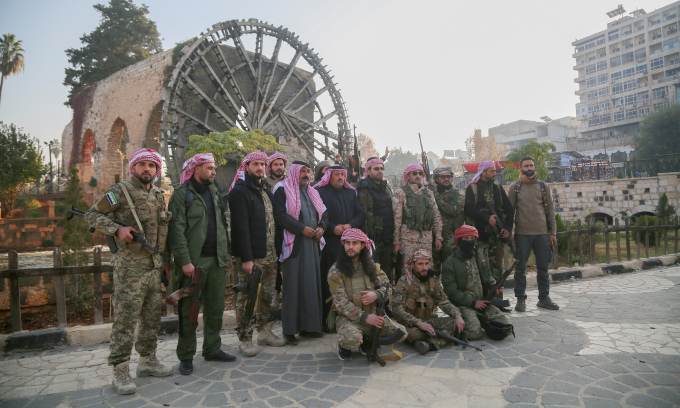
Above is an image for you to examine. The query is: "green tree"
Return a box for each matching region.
[63,0,163,107]
[502,139,556,182]
[184,128,286,165]
[0,33,26,107]
[0,122,45,216]
[383,146,419,177]
[656,192,677,220]
[633,103,680,160]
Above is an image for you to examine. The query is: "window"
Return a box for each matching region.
[614,110,625,121]
[598,73,608,84]
[611,56,622,68]
[587,78,597,88]
[622,51,635,63]
[613,97,624,107]
[653,33,662,40]
[663,37,679,51]
[639,39,646,45]
[625,94,637,105]
[638,91,649,103]
[622,67,635,78]
[588,90,598,101]
[598,87,609,97]
[589,116,600,126]
[600,114,611,124]
[651,57,664,70]
[635,49,646,60]
[638,25,645,31]
[639,107,650,116]
[586,64,597,75]
[612,83,624,94]
[588,104,600,114]
[653,87,666,99]
[597,61,607,71]
[653,102,669,111]
[626,108,637,119]
[609,33,619,41]
[576,105,588,117]
[611,71,622,81]
[600,101,610,110]
[636,64,647,74]
[623,80,637,92]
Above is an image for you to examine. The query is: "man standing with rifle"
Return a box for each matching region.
[328,229,406,362]
[392,249,467,355]
[168,153,236,376]
[84,149,173,394]
[507,156,559,312]
[431,165,466,274]
[441,226,514,341]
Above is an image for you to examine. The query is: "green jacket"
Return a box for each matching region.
[168,182,231,270]
[440,247,493,308]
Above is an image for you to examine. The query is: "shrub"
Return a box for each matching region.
[27,209,42,218]
[636,215,659,247]
[41,239,55,247]
[15,196,41,211]
[88,177,97,187]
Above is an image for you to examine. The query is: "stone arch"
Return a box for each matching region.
[143,101,163,151]
[80,129,95,163]
[588,212,614,225]
[103,118,127,188]
[578,206,619,221]
[630,204,657,220]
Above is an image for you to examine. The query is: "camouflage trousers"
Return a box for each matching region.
[459,305,510,340]
[234,257,277,341]
[108,266,162,366]
[398,229,433,282]
[477,240,504,298]
[432,234,455,274]
[405,316,457,350]
[336,315,407,350]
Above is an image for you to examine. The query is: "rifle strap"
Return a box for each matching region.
[120,182,145,236]
[380,345,402,361]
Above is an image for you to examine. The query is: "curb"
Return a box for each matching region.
[1,311,236,354]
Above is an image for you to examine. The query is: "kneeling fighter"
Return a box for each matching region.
[328,229,407,361]
[392,249,466,355]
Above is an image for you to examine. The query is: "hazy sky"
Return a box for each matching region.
[0,0,675,157]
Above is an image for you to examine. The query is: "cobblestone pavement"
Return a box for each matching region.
[1,265,680,407]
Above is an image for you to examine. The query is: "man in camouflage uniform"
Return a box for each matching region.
[328,229,407,361]
[392,249,465,355]
[229,152,286,357]
[441,226,511,340]
[431,166,465,274]
[393,163,443,282]
[84,149,172,395]
[266,152,288,308]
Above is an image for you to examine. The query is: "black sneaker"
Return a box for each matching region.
[537,296,560,310]
[205,350,237,362]
[338,345,353,361]
[179,359,193,375]
[515,297,526,312]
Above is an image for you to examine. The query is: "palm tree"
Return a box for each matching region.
[0,33,26,108]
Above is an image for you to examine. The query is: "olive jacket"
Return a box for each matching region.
[440,247,493,308]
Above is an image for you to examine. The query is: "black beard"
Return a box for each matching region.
[522,170,536,179]
[134,173,152,185]
[415,269,435,282]
[248,171,264,181]
[272,170,284,178]
[198,175,213,185]
[337,247,377,282]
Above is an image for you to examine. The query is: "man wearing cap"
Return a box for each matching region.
[463,160,513,292]
[393,163,443,282]
[273,161,329,344]
[441,226,512,340]
[311,160,332,186]
[168,153,236,375]
[328,229,407,361]
[356,157,395,281]
[392,249,465,355]
[85,149,172,394]
[229,152,286,357]
[431,166,466,274]
[266,152,288,308]
[315,165,366,331]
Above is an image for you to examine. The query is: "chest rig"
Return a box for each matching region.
[343,266,376,315]
[402,186,435,234]
[405,278,437,320]
[118,181,170,254]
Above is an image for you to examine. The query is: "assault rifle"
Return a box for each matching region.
[485,259,518,309]
[481,202,514,254]
[166,266,205,336]
[232,265,263,341]
[366,295,405,366]
[418,133,431,182]
[393,250,405,285]
[371,224,383,263]
[429,329,483,352]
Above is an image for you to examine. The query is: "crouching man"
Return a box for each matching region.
[392,249,466,355]
[328,229,407,361]
[441,225,514,341]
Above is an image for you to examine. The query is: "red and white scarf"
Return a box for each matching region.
[313,166,357,195]
[129,149,162,183]
[340,228,375,256]
[180,153,215,185]
[229,151,268,191]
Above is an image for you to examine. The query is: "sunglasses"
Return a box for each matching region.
[439,175,453,179]
[411,171,423,176]
[372,167,384,171]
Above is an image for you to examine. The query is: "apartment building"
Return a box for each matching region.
[488,117,580,152]
[574,2,680,140]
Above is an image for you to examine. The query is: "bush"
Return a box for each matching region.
[555,214,568,255]
[88,177,97,187]
[27,209,42,218]
[54,203,66,216]
[636,215,659,247]
[41,239,55,247]
[15,196,41,211]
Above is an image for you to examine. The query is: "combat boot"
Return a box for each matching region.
[136,353,173,377]
[257,322,286,347]
[515,297,526,312]
[112,361,137,395]
[537,296,560,310]
[239,340,258,357]
[415,341,437,355]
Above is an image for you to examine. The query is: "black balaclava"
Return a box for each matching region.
[459,239,476,259]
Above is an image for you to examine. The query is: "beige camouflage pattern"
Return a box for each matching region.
[335,314,406,350]
[460,258,510,340]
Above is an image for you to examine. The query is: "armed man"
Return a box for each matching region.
[392,249,465,355]
[84,149,172,394]
[441,226,514,341]
[167,153,236,376]
[266,152,288,308]
[328,229,407,361]
[430,165,466,274]
[393,163,443,282]
[356,157,395,281]
[463,160,514,297]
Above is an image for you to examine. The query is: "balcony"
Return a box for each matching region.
[666,14,677,21]
[650,19,661,26]
[622,30,632,36]
[574,75,586,83]
[668,29,678,35]
[638,25,645,31]
[653,34,662,40]
[639,40,646,45]
[625,43,634,49]
[612,48,621,53]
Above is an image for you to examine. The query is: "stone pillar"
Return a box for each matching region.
[48,201,55,218]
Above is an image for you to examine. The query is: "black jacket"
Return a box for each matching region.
[228,174,274,262]
[316,185,366,250]
[356,178,394,241]
[464,179,514,242]
[273,187,329,259]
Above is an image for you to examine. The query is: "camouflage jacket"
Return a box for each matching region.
[392,274,461,327]
[392,183,443,244]
[434,185,466,237]
[85,176,169,269]
[328,262,391,323]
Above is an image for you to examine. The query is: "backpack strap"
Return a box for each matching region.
[185,187,194,213]
[538,181,549,212]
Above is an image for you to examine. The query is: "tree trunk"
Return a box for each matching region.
[0,74,4,107]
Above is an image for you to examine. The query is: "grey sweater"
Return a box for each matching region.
[507,178,557,236]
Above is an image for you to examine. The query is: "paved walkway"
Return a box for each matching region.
[1,265,680,407]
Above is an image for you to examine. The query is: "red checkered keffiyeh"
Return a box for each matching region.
[454,225,479,246]
[266,152,288,175]
[273,163,327,261]
[313,166,356,195]
[405,249,431,284]
[129,149,162,183]
[363,158,384,179]
[180,153,215,185]
[467,160,495,186]
[228,151,268,191]
[403,163,426,186]
[340,228,375,255]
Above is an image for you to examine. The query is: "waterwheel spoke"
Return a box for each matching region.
[281,70,317,111]
[212,44,254,123]
[198,54,252,129]
[283,111,338,140]
[290,86,330,115]
[252,28,264,125]
[260,48,304,126]
[284,114,334,158]
[169,105,218,133]
[182,74,237,129]
[257,36,283,125]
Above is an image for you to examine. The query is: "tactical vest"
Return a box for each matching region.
[401,186,435,233]
[404,278,437,320]
[343,267,376,315]
[436,187,466,235]
[465,182,504,227]
[117,181,170,255]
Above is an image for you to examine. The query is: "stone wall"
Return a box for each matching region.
[551,172,680,221]
[0,218,107,250]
